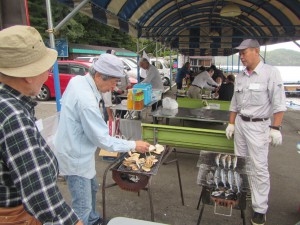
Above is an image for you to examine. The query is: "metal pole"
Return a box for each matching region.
[45,0,61,111]
[155,42,158,64]
[137,38,140,83]
[54,0,89,32]
[264,45,267,63]
[238,54,241,73]
[169,51,172,88]
[176,50,179,75]
[231,53,234,73]
[226,56,229,74]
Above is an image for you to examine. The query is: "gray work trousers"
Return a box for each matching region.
[234,115,271,214]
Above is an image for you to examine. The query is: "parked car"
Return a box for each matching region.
[37,59,137,101]
[119,57,141,80]
[75,56,172,85]
[75,56,98,63]
[75,56,140,82]
[37,60,91,101]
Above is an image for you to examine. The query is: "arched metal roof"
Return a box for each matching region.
[58,0,300,56]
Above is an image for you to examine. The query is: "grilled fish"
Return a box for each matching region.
[215,153,221,167]
[220,168,226,186]
[234,171,241,193]
[227,155,232,169]
[233,156,238,170]
[228,170,234,190]
[221,154,228,168]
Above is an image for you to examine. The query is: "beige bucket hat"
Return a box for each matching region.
[0,25,58,77]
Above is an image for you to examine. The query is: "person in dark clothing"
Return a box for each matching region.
[210,64,226,82]
[215,74,235,101]
[175,62,190,89]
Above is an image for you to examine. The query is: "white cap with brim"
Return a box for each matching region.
[0,25,58,78]
[235,39,260,50]
[93,53,125,78]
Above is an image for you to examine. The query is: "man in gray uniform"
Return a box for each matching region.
[225,39,286,225]
[187,68,218,99]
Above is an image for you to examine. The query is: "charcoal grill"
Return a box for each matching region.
[101,146,184,223]
[196,151,251,225]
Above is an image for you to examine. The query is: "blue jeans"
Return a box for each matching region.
[65,175,100,225]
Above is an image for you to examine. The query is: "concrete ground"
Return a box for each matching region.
[35,90,300,225]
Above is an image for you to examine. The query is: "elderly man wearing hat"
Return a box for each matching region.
[54,54,150,225]
[0,26,83,225]
[225,39,286,225]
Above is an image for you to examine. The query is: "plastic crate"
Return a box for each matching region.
[133,83,152,105]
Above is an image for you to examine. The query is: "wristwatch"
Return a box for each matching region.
[269,125,282,131]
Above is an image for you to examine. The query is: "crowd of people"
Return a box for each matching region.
[176,61,236,101]
[0,24,287,225]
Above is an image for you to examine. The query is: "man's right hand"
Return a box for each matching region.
[226,124,235,139]
[76,221,84,225]
[135,141,150,153]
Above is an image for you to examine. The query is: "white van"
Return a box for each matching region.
[74,56,138,84]
[75,56,138,78]
[118,57,141,80]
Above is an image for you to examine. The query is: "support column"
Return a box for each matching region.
[169,52,172,88]
[45,0,61,112]
[137,38,140,82]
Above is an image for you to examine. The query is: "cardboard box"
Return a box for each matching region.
[99,149,119,161]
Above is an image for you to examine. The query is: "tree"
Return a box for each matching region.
[28,0,138,51]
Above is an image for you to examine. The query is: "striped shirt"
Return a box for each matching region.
[0,83,79,224]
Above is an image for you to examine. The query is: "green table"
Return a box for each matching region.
[151,107,230,124]
[176,98,230,111]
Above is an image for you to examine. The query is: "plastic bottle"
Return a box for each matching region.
[127,89,133,110]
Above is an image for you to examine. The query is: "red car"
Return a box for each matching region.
[37,60,91,101]
[37,60,137,101]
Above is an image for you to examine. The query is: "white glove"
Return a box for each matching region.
[226,124,235,139]
[269,129,282,147]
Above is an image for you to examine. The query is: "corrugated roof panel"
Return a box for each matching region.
[56,0,300,56]
[118,0,145,20]
[91,0,110,8]
[107,0,126,15]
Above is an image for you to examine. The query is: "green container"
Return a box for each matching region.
[177,98,230,111]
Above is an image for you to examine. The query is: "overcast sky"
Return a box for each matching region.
[261,40,300,52]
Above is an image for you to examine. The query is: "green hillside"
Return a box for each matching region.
[215,48,300,66]
[263,49,300,66]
